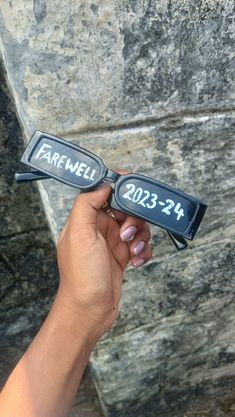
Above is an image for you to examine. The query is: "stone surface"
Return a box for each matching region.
[0,1,234,136]
[0,56,58,385]
[0,59,102,417]
[0,1,235,416]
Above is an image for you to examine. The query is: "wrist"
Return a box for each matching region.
[52,289,105,348]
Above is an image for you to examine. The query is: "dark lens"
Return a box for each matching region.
[29,137,102,188]
[116,175,197,235]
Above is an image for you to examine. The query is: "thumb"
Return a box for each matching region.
[69,184,112,228]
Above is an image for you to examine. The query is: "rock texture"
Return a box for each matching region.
[0,57,57,383]
[0,1,235,416]
[0,59,102,417]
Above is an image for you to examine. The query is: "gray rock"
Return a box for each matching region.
[0,58,58,387]
[0,1,234,416]
[0,58,102,417]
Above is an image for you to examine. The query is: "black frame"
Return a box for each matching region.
[110,173,206,240]
[20,130,107,190]
[15,130,208,250]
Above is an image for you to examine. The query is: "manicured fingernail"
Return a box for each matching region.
[120,226,137,242]
[133,241,145,256]
[133,258,145,268]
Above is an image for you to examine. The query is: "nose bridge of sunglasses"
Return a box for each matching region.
[103,169,121,184]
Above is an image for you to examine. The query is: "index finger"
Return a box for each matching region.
[68,184,112,229]
[108,168,150,232]
[109,168,129,222]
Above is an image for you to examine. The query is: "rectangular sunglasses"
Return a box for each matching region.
[15,131,207,250]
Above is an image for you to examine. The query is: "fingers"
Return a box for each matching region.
[130,242,152,268]
[119,217,152,268]
[59,164,153,269]
[128,223,151,253]
[68,185,112,229]
[120,217,146,242]
[128,223,152,267]
[115,169,129,175]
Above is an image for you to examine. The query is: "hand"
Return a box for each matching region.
[0,184,152,417]
[56,184,152,340]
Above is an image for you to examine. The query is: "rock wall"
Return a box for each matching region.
[0,1,235,416]
[0,57,57,383]
[0,59,102,417]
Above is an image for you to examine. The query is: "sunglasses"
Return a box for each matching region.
[15,131,207,250]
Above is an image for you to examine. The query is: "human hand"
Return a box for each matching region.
[56,183,152,342]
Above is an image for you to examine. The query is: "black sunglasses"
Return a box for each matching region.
[15,131,207,250]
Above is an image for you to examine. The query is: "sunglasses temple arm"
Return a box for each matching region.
[15,170,50,182]
[167,231,188,250]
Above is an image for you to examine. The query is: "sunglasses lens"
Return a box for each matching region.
[28,136,102,188]
[116,176,197,236]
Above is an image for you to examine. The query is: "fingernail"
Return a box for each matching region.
[133,258,145,268]
[120,226,137,242]
[133,241,145,256]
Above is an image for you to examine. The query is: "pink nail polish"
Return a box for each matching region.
[133,241,145,256]
[120,226,137,242]
[133,258,145,268]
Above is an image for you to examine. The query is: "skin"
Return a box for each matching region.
[0,184,152,417]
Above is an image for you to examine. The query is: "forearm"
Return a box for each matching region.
[0,292,99,417]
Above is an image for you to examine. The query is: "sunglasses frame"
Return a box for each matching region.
[16,131,207,249]
[20,130,108,191]
[110,173,206,240]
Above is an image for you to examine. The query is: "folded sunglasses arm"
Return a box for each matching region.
[15,170,50,182]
